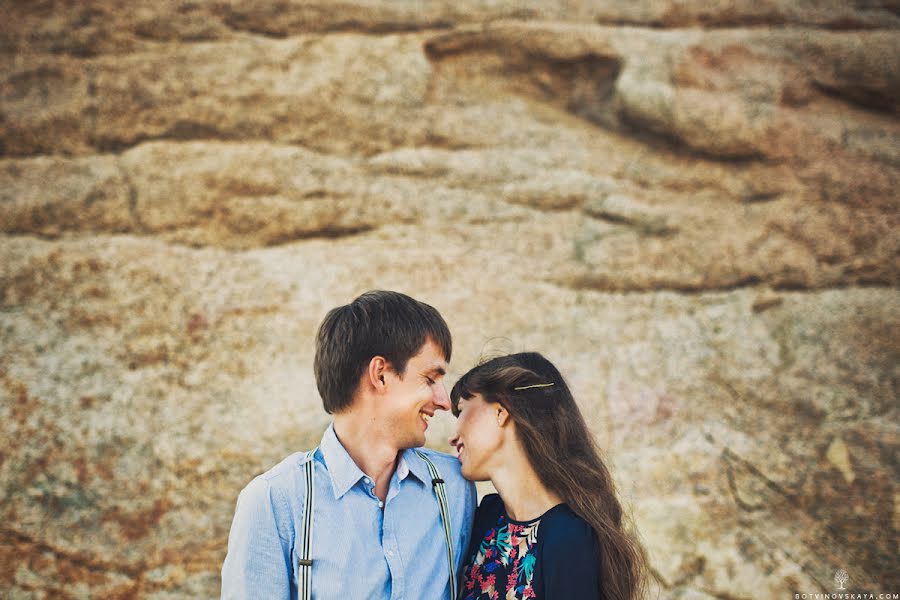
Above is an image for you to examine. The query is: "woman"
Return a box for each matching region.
[448,352,646,600]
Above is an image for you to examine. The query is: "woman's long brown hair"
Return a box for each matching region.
[450,352,647,600]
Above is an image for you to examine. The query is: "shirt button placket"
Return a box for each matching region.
[383,506,403,599]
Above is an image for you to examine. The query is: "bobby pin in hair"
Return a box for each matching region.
[512,383,555,391]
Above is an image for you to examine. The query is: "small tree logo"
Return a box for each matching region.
[834,569,849,590]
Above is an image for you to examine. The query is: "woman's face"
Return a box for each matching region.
[449,393,505,481]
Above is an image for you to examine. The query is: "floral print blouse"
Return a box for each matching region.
[460,494,601,600]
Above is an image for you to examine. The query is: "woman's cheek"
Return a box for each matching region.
[466,415,485,450]
[460,413,474,437]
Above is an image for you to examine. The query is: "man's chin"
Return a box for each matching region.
[400,432,427,450]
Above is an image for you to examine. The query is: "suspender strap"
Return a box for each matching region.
[298,449,316,600]
[413,450,456,600]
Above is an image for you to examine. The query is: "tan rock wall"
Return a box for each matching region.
[2,1,898,597]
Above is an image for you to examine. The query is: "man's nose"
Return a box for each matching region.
[448,433,460,449]
[432,382,451,412]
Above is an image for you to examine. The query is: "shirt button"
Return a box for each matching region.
[364,477,371,484]
[378,501,384,508]
[387,550,394,557]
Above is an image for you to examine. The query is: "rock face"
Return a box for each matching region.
[1,1,898,597]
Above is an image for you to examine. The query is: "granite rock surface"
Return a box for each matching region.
[2,1,898,597]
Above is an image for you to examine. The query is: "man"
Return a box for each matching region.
[222,290,477,599]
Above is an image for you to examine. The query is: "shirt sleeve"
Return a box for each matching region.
[539,513,601,600]
[220,477,293,600]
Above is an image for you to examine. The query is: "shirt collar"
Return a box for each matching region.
[319,422,368,500]
[400,448,432,486]
[319,423,433,499]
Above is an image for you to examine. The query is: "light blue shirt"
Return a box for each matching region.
[221,423,477,599]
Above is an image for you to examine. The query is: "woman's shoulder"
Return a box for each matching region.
[538,504,599,554]
[535,505,602,599]
[469,493,505,538]
[475,492,504,517]
[478,492,502,506]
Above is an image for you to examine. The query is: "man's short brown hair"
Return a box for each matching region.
[314,290,452,414]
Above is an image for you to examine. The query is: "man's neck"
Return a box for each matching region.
[491,450,562,522]
[333,413,399,502]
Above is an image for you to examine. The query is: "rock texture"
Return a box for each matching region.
[1,1,898,597]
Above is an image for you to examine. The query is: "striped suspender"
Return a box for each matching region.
[298,450,316,600]
[297,449,456,600]
[413,450,457,600]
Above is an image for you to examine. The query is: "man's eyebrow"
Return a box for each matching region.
[426,365,447,377]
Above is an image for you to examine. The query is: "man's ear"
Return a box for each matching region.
[367,356,388,393]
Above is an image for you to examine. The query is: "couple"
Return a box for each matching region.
[221,291,645,600]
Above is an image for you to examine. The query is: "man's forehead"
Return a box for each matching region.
[424,361,447,375]
[419,353,448,374]
[416,340,448,373]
